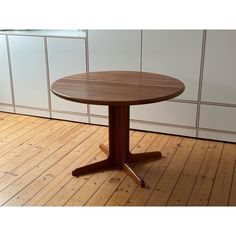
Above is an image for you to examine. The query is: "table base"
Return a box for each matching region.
[72,105,162,188]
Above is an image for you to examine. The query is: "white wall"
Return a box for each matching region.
[0,30,235,143]
[88,30,141,71]
[142,30,202,101]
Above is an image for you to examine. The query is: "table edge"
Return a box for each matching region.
[51,86,185,106]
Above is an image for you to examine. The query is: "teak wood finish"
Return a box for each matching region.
[51,71,185,187]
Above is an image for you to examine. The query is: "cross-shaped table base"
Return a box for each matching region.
[72,105,162,188]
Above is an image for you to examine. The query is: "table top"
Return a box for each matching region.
[51,71,185,106]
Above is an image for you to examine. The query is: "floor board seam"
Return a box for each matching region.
[185,141,210,206]
[207,143,225,206]
[144,137,184,206]
[124,135,171,206]
[0,124,82,205]
[165,139,197,206]
[22,126,102,206]
[227,159,236,206]
[102,133,158,206]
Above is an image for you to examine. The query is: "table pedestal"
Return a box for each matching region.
[72,105,162,188]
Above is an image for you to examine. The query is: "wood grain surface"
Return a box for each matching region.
[51,71,185,105]
[0,113,235,206]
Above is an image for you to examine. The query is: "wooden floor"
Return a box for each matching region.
[0,112,235,206]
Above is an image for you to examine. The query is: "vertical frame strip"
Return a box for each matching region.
[195,30,207,137]
[85,30,91,124]
[5,35,16,113]
[140,29,143,72]
[44,37,52,118]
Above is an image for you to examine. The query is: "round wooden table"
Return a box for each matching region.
[51,71,185,188]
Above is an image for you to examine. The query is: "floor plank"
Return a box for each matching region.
[228,161,236,206]
[0,112,11,119]
[4,125,99,206]
[46,135,114,206]
[45,133,112,206]
[167,140,209,206]
[0,121,74,185]
[0,116,38,145]
[85,132,154,206]
[105,134,170,206]
[146,138,196,206]
[0,122,78,205]
[0,121,69,178]
[0,114,28,133]
[24,127,108,206]
[126,136,182,206]
[188,142,224,206]
[0,119,58,167]
[208,144,236,206]
[62,132,143,207]
[0,112,235,206]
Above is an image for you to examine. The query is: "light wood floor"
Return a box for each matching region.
[0,112,235,206]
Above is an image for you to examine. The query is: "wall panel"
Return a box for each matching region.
[9,36,49,116]
[142,30,202,101]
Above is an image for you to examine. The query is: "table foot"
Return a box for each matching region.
[122,163,145,188]
[72,159,111,177]
[127,151,162,164]
[99,143,109,155]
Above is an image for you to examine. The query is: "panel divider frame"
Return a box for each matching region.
[5,35,16,113]
[44,37,52,118]
[195,30,207,138]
